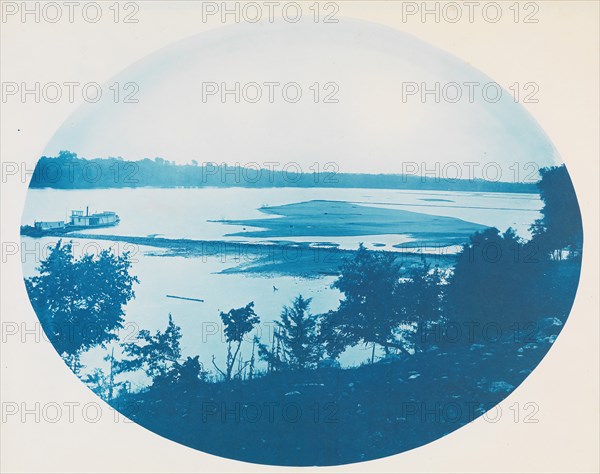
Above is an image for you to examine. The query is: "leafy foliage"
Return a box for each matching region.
[119,314,182,378]
[24,240,138,369]
[323,244,401,358]
[258,295,323,371]
[398,264,447,352]
[446,227,547,332]
[530,165,583,259]
[213,302,260,381]
[117,314,206,387]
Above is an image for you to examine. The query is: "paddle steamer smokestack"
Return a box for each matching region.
[86,206,89,216]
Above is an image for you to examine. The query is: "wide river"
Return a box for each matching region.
[21,187,542,382]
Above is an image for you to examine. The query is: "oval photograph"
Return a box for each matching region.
[21,19,582,466]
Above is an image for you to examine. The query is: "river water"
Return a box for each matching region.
[20,187,542,381]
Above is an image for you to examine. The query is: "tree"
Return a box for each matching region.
[258,328,284,373]
[247,337,258,380]
[398,264,446,352]
[24,240,138,372]
[446,227,543,333]
[530,165,583,260]
[160,355,207,388]
[258,295,323,371]
[117,314,206,387]
[81,351,132,402]
[119,314,181,379]
[212,302,260,381]
[81,368,112,400]
[320,244,407,362]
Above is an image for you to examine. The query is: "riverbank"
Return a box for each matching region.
[113,320,563,466]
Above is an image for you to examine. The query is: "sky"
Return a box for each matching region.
[44,18,560,180]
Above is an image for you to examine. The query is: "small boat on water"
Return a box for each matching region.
[21,207,120,237]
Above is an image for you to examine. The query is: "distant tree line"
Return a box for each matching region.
[28,151,537,193]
